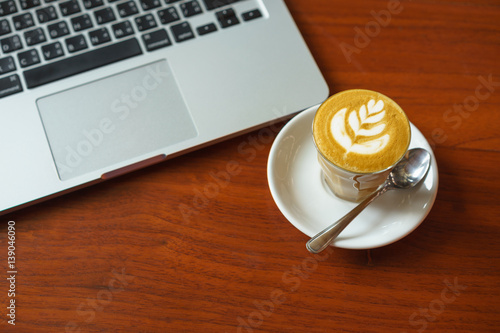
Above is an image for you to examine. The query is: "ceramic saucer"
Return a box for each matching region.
[267,106,439,249]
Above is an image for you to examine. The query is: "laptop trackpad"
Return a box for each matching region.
[37,60,198,181]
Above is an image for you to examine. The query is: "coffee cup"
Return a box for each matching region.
[312,89,411,202]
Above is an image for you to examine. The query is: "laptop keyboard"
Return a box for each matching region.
[0,0,262,98]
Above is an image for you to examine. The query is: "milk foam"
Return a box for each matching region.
[313,89,411,173]
[330,99,390,155]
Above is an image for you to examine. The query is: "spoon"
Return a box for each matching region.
[306,148,431,254]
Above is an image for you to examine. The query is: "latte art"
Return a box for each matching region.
[331,99,389,155]
[313,90,410,173]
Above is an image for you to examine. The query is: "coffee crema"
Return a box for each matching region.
[313,89,411,173]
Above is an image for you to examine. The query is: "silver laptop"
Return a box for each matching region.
[0,0,328,214]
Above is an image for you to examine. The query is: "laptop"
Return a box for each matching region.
[0,0,328,214]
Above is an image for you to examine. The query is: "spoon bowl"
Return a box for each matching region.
[388,149,431,189]
[306,148,431,254]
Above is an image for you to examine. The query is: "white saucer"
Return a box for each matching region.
[267,106,439,250]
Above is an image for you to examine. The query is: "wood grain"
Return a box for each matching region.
[1,0,499,332]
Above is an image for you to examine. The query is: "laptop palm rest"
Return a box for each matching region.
[37,60,198,181]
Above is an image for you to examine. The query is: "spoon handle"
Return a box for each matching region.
[306,187,386,254]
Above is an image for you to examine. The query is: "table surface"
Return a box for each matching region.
[2,0,500,332]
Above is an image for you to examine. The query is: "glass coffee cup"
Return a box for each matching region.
[312,89,411,202]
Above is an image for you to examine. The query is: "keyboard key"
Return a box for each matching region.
[48,21,70,39]
[0,1,17,17]
[20,0,41,10]
[112,21,134,38]
[135,14,156,31]
[83,0,104,9]
[0,35,22,53]
[0,74,22,99]
[23,38,142,88]
[71,14,93,31]
[165,0,182,3]
[94,7,116,24]
[158,7,180,24]
[0,56,16,74]
[117,1,138,18]
[142,29,171,51]
[89,27,111,45]
[65,35,88,53]
[242,9,262,21]
[171,22,194,43]
[13,13,35,30]
[202,0,239,11]
[24,27,46,45]
[180,0,202,17]
[41,42,64,60]
[0,19,11,36]
[196,22,216,35]
[59,0,80,16]
[216,8,239,28]
[139,0,161,11]
[36,6,58,23]
[18,49,41,68]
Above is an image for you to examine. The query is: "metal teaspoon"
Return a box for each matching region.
[306,148,432,254]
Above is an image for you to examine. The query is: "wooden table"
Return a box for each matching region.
[2,0,499,332]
